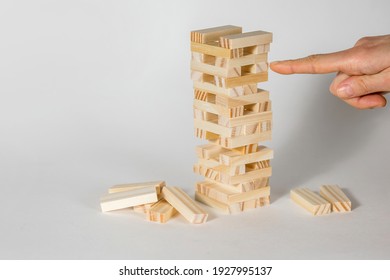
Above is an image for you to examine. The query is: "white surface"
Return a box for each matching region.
[0,0,389,259]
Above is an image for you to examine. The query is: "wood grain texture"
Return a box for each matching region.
[108,181,165,194]
[100,186,158,212]
[290,188,331,216]
[195,191,269,214]
[220,30,273,49]
[162,186,208,224]
[191,25,242,43]
[320,185,351,212]
[146,199,177,223]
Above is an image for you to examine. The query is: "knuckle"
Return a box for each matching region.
[304,54,321,73]
[355,78,370,94]
[355,36,371,46]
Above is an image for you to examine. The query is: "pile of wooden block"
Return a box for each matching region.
[190,25,274,214]
[291,185,352,215]
[100,181,208,224]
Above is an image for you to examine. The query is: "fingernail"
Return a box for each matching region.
[337,85,354,98]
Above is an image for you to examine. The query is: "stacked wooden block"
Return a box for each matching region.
[190,25,273,214]
[100,181,208,224]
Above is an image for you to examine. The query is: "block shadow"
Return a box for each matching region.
[271,76,380,201]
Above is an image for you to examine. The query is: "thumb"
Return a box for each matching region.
[335,68,390,99]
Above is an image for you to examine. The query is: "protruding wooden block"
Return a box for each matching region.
[146,199,177,223]
[108,181,165,194]
[290,188,331,216]
[100,186,158,212]
[162,186,208,224]
[320,185,351,212]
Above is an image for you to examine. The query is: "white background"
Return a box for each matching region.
[0,0,389,259]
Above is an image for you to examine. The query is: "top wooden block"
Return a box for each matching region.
[220,31,273,49]
[191,25,242,43]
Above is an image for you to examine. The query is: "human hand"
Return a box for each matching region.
[270,35,390,109]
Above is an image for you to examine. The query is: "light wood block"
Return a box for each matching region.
[193,80,257,97]
[218,111,272,127]
[225,72,268,88]
[195,191,269,214]
[219,146,273,166]
[196,181,270,204]
[211,130,272,149]
[320,185,351,212]
[191,41,237,59]
[100,186,158,212]
[133,202,156,214]
[290,188,331,216]
[204,177,269,193]
[194,118,270,138]
[108,181,165,194]
[162,186,208,224]
[194,163,272,184]
[146,199,177,223]
[191,25,242,43]
[191,60,241,78]
[220,30,273,49]
[196,143,227,159]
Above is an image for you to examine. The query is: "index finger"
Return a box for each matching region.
[270,50,351,74]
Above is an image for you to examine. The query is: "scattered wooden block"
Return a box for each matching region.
[108,181,165,194]
[146,199,177,223]
[100,186,158,212]
[290,188,331,216]
[320,185,351,212]
[162,186,208,224]
[133,202,156,214]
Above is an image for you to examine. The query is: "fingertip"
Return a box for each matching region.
[270,60,292,74]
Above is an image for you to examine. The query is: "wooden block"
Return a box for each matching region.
[191,60,241,78]
[194,163,272,184]
[195,191,269,214]
[146,199,177,223]
[162,186,208,224]
[244,44,270,54]
[191,25,242,43]
[133,202,156,214]
[196,181,270,204]
[196,143,227,159]
[194,118,270,138]
[197,158,245,176]
[320,185,351,212]
[210,130,272,148]
[218,111,272,127]
[108,181,165,194]
[290,188,331,216]
[225,72,268,88]
[204,177,269,193]
[193,80,258,97]
[191,42,236,59]
[220,30,273,49]
[220,146,273,166]
[100,186,158,212]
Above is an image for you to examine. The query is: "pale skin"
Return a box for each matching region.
[270,35,390,109]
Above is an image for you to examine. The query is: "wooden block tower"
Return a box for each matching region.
[190,25,273,214]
